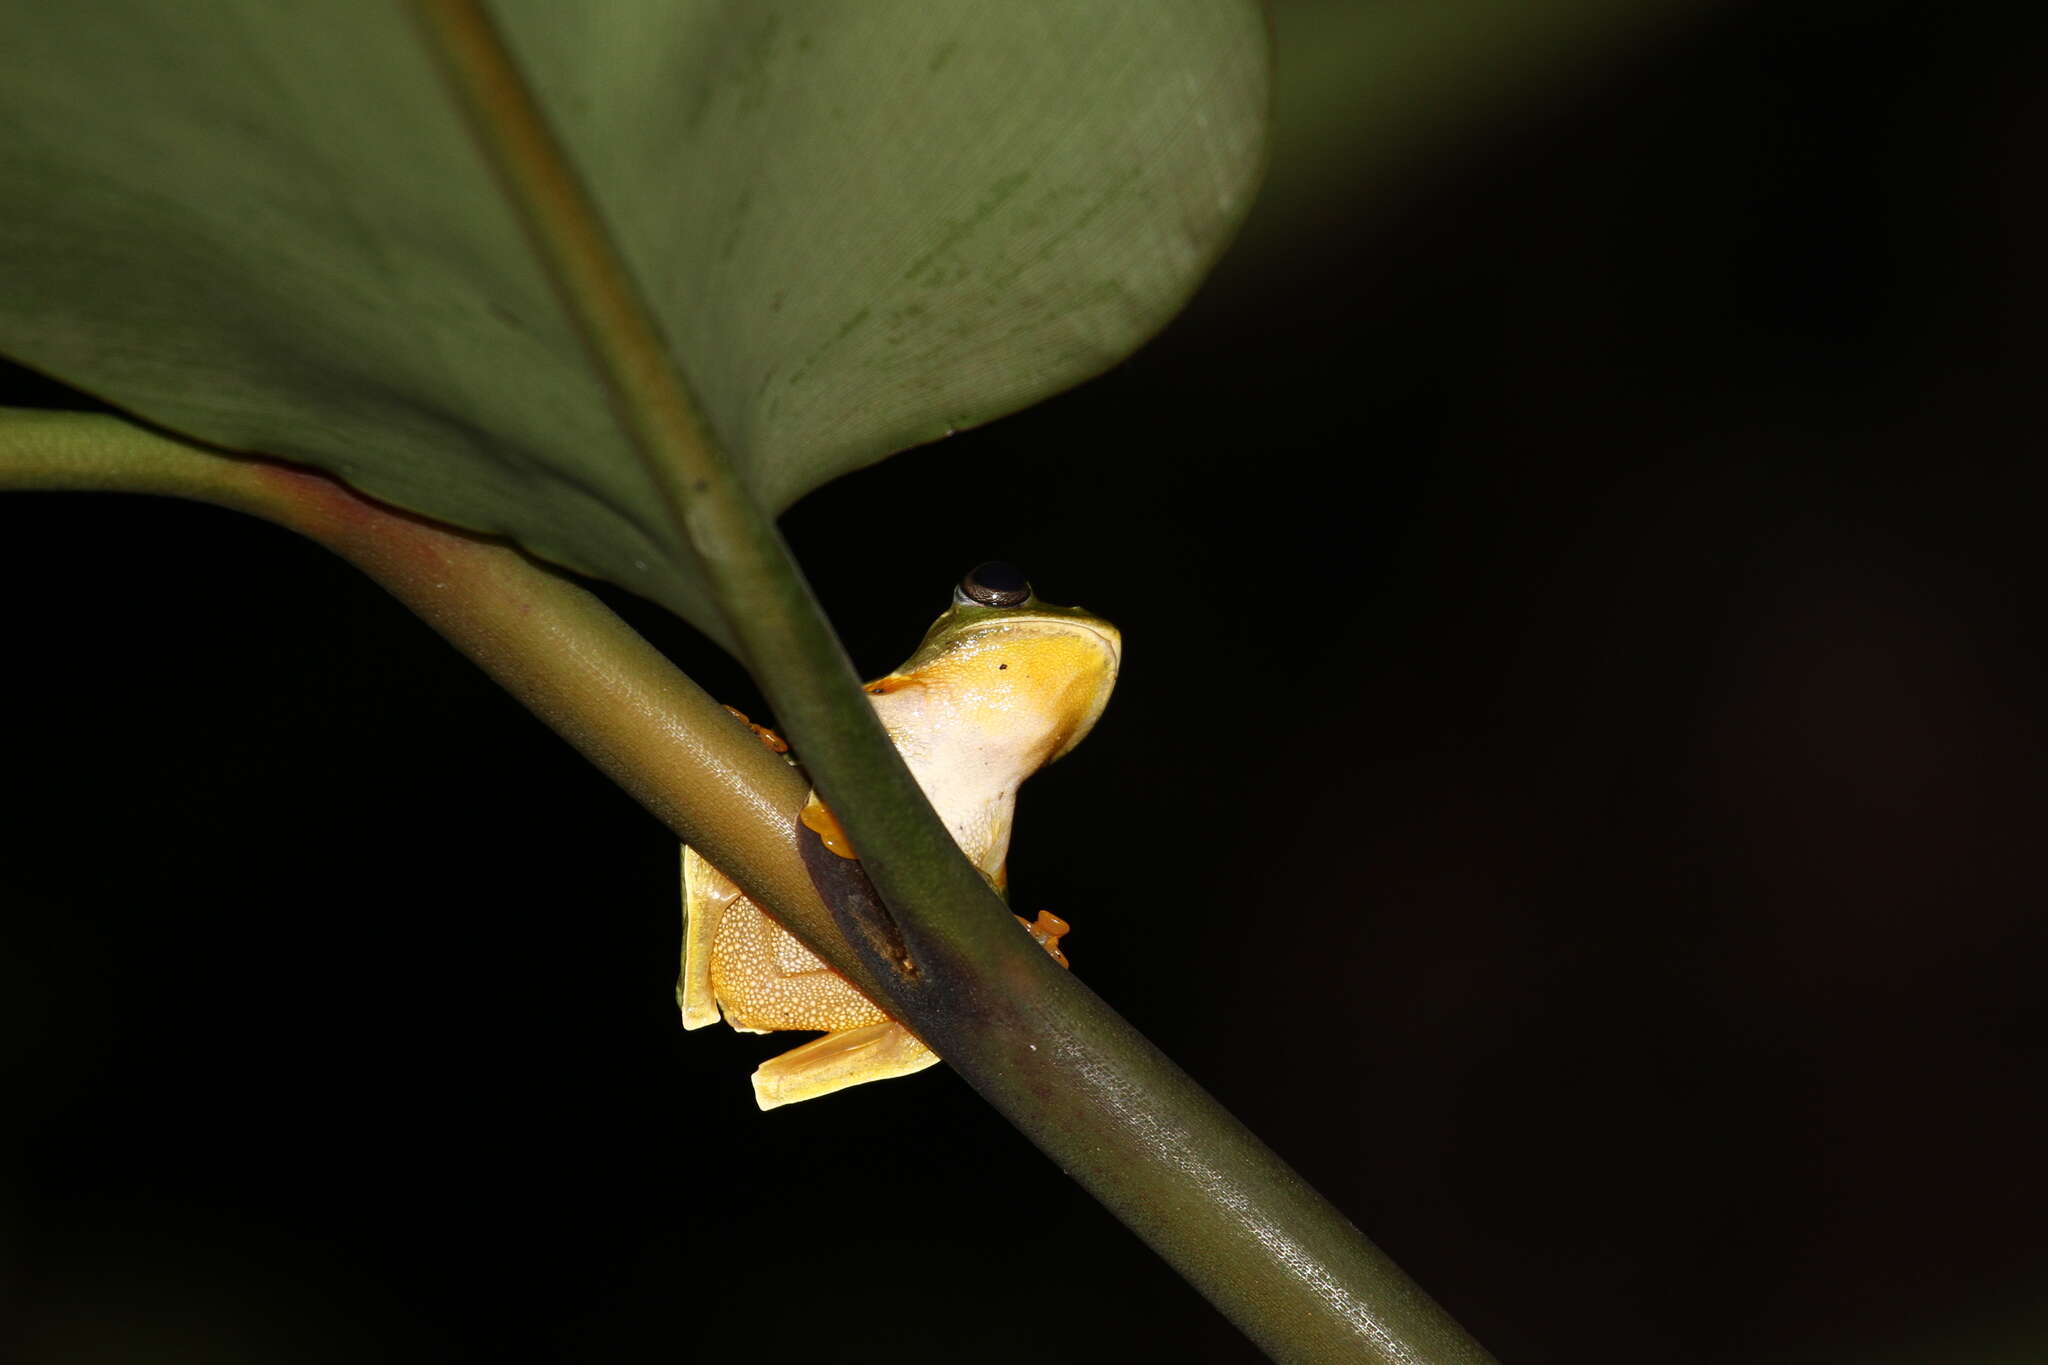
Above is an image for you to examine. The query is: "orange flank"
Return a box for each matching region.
[800,792,859,859]
[863,674,916,695]
[722,704,789,753]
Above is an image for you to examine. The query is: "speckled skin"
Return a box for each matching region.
[677,594,1121,1110]
[684,851,891,1034]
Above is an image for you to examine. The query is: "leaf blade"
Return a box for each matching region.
[0,1,1266,639]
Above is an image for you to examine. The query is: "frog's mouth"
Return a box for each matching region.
[1057,619,1124,668]
[999,611,1121,651]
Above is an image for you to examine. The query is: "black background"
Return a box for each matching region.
[5,2,2047,1361]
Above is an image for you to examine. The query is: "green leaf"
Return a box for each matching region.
[0,2,1266,642]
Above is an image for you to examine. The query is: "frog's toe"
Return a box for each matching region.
[1015,909,1072,968]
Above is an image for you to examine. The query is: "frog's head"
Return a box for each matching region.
[876,561,1122,766]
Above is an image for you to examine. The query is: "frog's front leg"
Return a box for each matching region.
[752,1022,939,1110]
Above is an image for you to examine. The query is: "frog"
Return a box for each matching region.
[677,561,1122,1111]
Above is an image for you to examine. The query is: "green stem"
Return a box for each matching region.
[409,6,1496,1361]
[0,406,887,1007]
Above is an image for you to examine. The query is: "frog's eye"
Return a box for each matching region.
[960,560,1031,608]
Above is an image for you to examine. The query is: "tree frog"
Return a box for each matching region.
[677,562,1122,1110]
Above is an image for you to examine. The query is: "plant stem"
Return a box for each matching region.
[0,406,885,1005]
[408,6,1497,1360]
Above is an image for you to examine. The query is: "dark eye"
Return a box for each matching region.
[960,560,1031,607]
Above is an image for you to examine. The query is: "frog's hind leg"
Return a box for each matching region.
[751,1022,939,1111]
